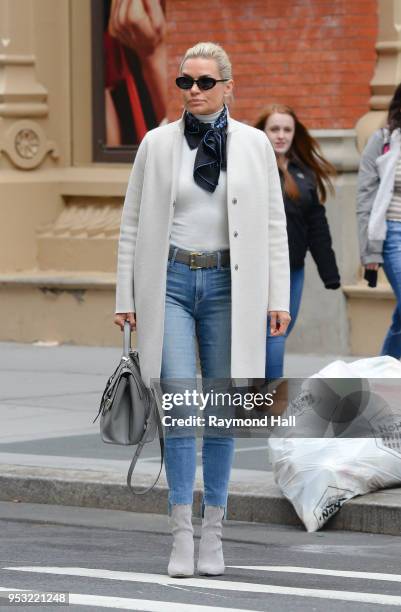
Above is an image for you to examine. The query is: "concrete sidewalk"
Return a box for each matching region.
[1,341,401,536]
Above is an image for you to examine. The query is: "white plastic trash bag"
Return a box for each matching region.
[268,356,401,532]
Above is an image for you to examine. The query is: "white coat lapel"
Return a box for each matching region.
[226,116,240,193]
[170,116,185,205]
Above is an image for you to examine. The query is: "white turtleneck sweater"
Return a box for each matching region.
[169,108,229,252]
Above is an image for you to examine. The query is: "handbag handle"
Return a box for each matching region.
[123,320,131,358]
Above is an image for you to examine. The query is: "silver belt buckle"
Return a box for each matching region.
[190,252,204,270]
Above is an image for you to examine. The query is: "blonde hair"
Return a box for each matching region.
[179,42,232,80]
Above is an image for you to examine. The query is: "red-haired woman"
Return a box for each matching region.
[255,104,341,378]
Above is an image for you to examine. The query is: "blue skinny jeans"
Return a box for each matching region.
[381,220,401,359]
[265,266,305,379]
[160,249,234,513]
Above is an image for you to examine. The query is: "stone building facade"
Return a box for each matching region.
[0,0,399,354]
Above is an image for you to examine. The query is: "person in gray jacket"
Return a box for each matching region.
[357,83,401,359]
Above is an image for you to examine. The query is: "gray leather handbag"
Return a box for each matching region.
[94,321,163,495]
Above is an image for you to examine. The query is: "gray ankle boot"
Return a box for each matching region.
[167,504,194,577]
[197,505,225,576]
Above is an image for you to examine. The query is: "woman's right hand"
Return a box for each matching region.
[114,312,136,331]
[365,263,379,271]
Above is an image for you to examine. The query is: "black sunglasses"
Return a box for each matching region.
[176,76,229,91]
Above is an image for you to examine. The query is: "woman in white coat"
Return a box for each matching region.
[114,42,290,578]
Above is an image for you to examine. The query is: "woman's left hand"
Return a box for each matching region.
[268,310,291,336]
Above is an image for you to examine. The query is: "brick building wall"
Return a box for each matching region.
[166,0,378,129]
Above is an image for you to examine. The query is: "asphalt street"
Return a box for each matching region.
[0,503,401,611]
[3,342,401,610]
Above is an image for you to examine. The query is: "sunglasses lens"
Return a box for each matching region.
[176,76,218,90]
[176,77,193,90]
[198,77,216,90]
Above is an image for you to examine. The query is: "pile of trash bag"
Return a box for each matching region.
[268,356,401,532]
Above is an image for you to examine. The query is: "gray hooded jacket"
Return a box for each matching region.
[356,127,401,264]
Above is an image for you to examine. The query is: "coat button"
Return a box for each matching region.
[233,231,238,237]
[234,264,239,270]
[172,201,176,207]
[232,198,237,204]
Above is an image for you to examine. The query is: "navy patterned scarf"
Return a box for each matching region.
[184,106,228,193]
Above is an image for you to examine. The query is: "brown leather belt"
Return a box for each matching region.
[168,246,230,270]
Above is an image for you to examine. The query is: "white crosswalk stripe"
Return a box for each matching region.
[229,565,401,583]
[0,587,255,612]
[3,566,401,607]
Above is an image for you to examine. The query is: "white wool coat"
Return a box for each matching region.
[115,113,290,387]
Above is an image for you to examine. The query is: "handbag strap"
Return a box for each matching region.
[126,388,164,495]
[122,322,165,495]
[123,320,131,358]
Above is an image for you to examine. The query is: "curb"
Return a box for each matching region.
[1,464,401,536]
